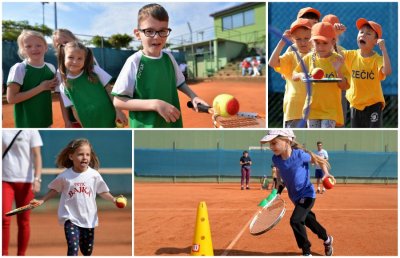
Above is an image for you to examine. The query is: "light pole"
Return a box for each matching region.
[54,2,58,30]
[41,2,49,32]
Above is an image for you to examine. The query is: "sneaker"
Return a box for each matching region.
[324,235,333,256]
[316,189,320,194]
[241,186,244,190]
[303,254,312,256]
[246,186,250,190]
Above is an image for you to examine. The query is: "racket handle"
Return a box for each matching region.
[186,101,211,113]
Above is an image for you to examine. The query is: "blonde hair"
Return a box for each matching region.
[57,41,97,87]
[56,138,100,170]
[17,30,47,60]
[277,136,331,169]
[52,29,78,49]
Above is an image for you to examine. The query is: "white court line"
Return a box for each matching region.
[135,208,397,212]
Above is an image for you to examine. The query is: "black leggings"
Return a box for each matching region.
[290,198,328,254]
[64,220,95,256]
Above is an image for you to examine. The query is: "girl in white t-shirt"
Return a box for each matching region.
[31,138,122,256]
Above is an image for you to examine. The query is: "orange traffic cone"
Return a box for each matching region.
[191,201,214,256]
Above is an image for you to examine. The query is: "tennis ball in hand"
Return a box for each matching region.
[212,94,240,117]
[323,177,335,190]
[116,120,124,128]
[310,68,325,79]
[115,196,127,208]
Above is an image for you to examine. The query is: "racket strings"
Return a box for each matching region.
[214,116,262,128]
[249,199,285,235]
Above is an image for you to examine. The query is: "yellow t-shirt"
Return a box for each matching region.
[275,51,307,122]
[294,52,349,126]
[342,50,385,110]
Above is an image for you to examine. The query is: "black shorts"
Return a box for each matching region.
[350,102,382,128]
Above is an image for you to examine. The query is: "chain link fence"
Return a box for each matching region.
[268,2,398,127]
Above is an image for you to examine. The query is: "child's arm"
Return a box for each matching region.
[268,30,291,68]
[178,83,209,112]
[105,84,128,126]
[332,56,350,90]
[378,39,392,76]
[32,146,42,193]
[320,163,336,183]
[7,77,58,104]
[113,97,181,123]
[58,94,73,128]
[292,71,306,81]
[98,192,116,203]
[30,189,59,207]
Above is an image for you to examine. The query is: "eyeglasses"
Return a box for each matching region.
[138,28,172,38]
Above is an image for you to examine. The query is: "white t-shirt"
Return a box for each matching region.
[2,130,43,183]
[315,149,329,169]
[48,167,110,228]
[56,65,112,107]
[7,60,56,85]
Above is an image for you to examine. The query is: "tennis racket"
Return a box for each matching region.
[302,78,342,83]
[187,101,265,128]
[249,195,286,235]
[5,203,35,217]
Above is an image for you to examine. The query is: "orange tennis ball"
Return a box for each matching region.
[311,68,325,79]
[323,177,335,190]
[212,94,240,117]
[115,196,127,208]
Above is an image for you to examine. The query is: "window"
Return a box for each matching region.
[222,9,255,31]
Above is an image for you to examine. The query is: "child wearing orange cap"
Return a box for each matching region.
[297,7,321,25]
[341,18,392,128]
[322,14,348,127]
[293,22,350,128]
[269,18,313,127]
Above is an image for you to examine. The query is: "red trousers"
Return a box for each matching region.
[2,182,34,256]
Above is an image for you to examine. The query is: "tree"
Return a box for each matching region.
[91,35,112,48]
[2,20,53,41]
[108,34,133,49]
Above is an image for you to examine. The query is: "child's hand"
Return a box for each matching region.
[155,100,181,123]
[282,29,291,42]
[191,97,209,112]
[377,39,386,51]
[332,55,344,72]
[322,174,336,184]
[40,77,58,91]
[334,23,346,36]
[30,199,44,207]
[115,109,128,127]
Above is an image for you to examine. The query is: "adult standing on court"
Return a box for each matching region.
[315,141,329,194]
[2,130,43,256]
[239,151,252,190]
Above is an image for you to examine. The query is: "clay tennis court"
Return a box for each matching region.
[6,202,132,256]
[2,79,265,128]
[135,182,397,256]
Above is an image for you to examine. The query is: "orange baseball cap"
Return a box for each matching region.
[322,14,340,26]
[297,7,321,19]
[290,18,313,33]
[311,22,336,42]
[356,18,382,39]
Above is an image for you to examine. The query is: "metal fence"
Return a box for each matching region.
[268,2,398,127]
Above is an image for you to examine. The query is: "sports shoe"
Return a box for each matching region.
[322,188,326,193]
[246,186,250,190]
[324,235,333,256]
[316,189,320,194]
[302,254,312,256]
[241,186,244,190]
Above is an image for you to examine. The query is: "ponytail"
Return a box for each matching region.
[291,140,331,169]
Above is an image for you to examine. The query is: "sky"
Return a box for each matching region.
[2,2,240,47]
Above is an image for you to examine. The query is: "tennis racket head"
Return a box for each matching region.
[249,196,286,235]
[213,114,265,128]
[5,203,35,217]
[302,78,342,83]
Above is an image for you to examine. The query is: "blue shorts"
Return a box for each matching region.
[315,169,324,179]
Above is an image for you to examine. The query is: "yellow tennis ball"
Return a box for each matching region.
[116,121,124,128]
[115,196,127,208]
[213,94,240,117]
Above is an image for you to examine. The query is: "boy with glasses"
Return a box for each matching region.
[112,3,208,128]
